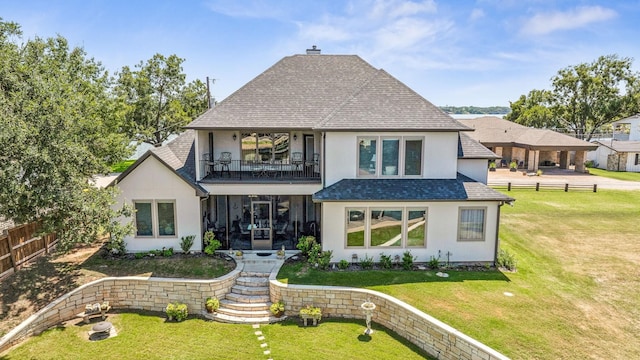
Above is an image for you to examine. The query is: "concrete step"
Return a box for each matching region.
[225,292,270,304]
[236,276,269,287]
[208,311,287,324]
[219,299,269,312]
[217,306,270,318]
[231,284,269,296]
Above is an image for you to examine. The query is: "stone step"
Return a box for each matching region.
[240,271,271,278]
[236,276,269,287]
[225,292,270,304]
[231,284,269,296]
[219,299,270,312]
[217,306,271,318]
[210,311,287,324]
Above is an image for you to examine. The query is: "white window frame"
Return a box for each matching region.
[457,207,487,242]
[403,137,423,177]
[133,200,154,237]
[406,207,428,248]
[345,207,367,248]
[344,206,429,248]
[156,200,177,237]
[133,199,177,238]
[369,207,403,248]
[357,136,424,178]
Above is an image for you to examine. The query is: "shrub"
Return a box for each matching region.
[180,235,195,253]
[166,302,188,321]
[427,256,440,269]
[307,243,322,265]
[379,253,393,269]
[299,305,322,319]
[360,254,374,269]
[317,250,333,270]
[134,252,146,260]
[497,248,517,271]
[337,259,349,270]
[204,239,222,256]
[205,297,219,313]
[296,236,316,257]
[584,160,596,168]
[162,247,174,257]
[270,300,285,316]
[402,250,415,270]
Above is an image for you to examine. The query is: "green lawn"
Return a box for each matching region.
[110,160,135,173]
[4,312,433,360]
[587,167,640,181]
[279,190,640,359]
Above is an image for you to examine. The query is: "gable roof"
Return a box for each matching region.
[593,140,640,152]
[111,130,207,197]
[458,116,598,151]
[313,174,514,202]
[186,54,470,132]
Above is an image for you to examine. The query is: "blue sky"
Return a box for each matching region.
[2,0,640,107]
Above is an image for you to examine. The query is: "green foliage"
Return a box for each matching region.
[166,302,188,322]
[360,254,374,269]
[115,53,208,146]
[439,105,510,114]
[317,250,333,270]
[489,161,496,169]
[134,252,145,260]
[584,160,596,168]
[337,259,350,270]
[270,300,285,315]
[427,256,440,269]
[203,231,221,255]
[205,297,219,312]
[307,243,322,265]
[299,305,322,320]
[0,21,133,252]
[509,161,518,169]
[296,236,316,257]
[496,248,517,271]
[179,235,195,253]
[379,253,393,269]
[401,250,415,270]
[162,247,174,257]
[110,160,135,173]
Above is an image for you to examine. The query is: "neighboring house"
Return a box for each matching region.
[112,48,514,264]
[588,114,640,172]
[458,116,597,172]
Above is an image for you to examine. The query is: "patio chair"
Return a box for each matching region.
[292,152,303,171]
[219,152,231,177]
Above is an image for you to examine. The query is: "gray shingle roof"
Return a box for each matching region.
[458,132,499,159]
[459,116,598,151]
[313,174,514,202]
[187,54,470,132]
[112,130,207,196]
[593,140,640,152]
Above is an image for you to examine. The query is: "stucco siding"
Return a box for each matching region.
[115,156,203,252]
[457,159,489,184]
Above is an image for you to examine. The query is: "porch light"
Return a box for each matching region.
[293,133,297,141]
[233,133,237,141]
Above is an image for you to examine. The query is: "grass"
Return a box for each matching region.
[110,160,135,173]
[586,167,640,181]
[3,312,433,360]
[278,190,640,359]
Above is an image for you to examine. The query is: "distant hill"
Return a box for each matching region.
[439,106,510,115]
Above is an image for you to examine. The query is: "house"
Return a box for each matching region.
[588,114,640,172]
[112,48,514,264]
[458,116,597,172]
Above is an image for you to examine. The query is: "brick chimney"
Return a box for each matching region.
[306,45,321,55]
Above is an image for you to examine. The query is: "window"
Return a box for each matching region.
[370,208,402,247]
[133,200,177,237]
[358,138,376,175]
[346,208,366,247]
[458,208,486,241]
[157,201,176,236]
[345,207,428,248]
[404,139,423,176]
[134,201,153,236]
[358,136,423,177]
[635,153,639,166]
[407,209,427,247]
[241,132,290,163]
[381,138,399,176]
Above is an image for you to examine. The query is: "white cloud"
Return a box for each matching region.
[521,6,617,36]
[297,22,352,42]
[469,8,485,21]
[374,17,450,52]
[204,0,287,19]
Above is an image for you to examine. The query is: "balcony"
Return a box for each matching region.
[199,156,321,183]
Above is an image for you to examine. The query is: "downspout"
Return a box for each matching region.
[322,131,326,188]
[494,201,504,265]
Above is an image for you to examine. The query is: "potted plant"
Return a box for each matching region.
[509,161,518,172]
[205,297,219,313]
[489,161,496,172]
[299,305,322,326]
[235,250,243,259]
[276,245,285,259]
[270,300,285,317]
[203,231,222,256]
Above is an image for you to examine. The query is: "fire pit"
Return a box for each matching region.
[89,321,113,341]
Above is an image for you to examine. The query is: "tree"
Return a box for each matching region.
[505,89,557,128]
[508,54,639,141]
[115,54,208,146]
[0,20,132,252]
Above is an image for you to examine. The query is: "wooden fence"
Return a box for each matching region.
[0,222,58,280]
[489,182,598,192]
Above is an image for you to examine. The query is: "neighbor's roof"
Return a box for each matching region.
[593,140,640,152]
[458,116,598,151]
[187,54,470,132]
[611,113,640,125]
[313,174,514,202]
[111,130,207,197]
[458,132,500,159]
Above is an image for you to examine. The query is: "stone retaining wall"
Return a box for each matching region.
[0,270,239,354]
[269,277,509,360]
